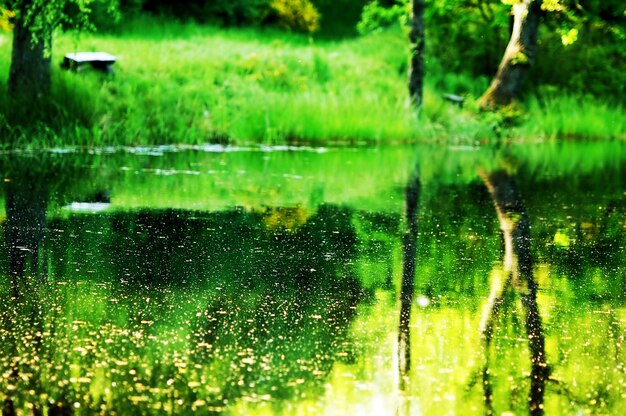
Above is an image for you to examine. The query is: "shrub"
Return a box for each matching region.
[266,0,320,33]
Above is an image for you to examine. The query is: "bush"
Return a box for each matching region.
[140,0,268,25]
[265,0,320,33]
[311,0,367,37]
[136,0,321,33]
[356,0,406,35]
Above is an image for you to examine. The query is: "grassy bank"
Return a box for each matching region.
[0,17,624,149]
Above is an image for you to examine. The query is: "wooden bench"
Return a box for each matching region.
[62,52,117,73]
[443,93,465,108]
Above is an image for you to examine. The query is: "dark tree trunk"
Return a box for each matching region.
[8,7,52,103]
[478,0,541,109]
[398,169,420,390]
[480,170,548,416]
[408,0,425,109]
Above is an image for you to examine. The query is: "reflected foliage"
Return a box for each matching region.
[0,145,625,414]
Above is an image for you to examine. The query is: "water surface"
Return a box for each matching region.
[1,143,625,415]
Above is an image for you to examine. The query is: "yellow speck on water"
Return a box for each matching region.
[130,395,149,403]
[553,230,570,247]
[192,400,206,408]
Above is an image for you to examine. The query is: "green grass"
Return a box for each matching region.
[516,93,626,140]
[0,16,624,149]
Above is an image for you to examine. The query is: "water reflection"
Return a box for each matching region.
[397,166,420,414]
[480,169,548,416]
[1,160,366,413]
[5,171,48,288]
[0,145,625,415]
[2,164,50,416]
[398,167,420,384]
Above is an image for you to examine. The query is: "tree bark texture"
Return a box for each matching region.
[408,0,425,109]
[398,169,420,390]
[8,6,52,102]
[478,0,541,109]
[480,170,548,416]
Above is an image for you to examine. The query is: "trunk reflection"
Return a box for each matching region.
[398,167,420,416]
[3,177,49,416]
[480,170,549,416]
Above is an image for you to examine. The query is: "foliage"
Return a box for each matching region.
[139,0,269,26]
[310,0,367,36]
[356,0,626,102]
[266,0,320,33]
[139,0,321,33]
[0,7,13,31]
[0,0,119,41]
[356,0,407,35]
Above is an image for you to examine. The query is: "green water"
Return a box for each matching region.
[1,143,625,415]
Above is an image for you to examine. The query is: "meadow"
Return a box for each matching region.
[0,16,624,149]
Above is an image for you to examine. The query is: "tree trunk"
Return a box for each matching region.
[398,168,420,390]
[8,8,52,104]
[408,0,425,109]
[478,0,541,109]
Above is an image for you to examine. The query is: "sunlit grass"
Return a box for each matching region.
[519,94,626,140]
[1,18,622,148]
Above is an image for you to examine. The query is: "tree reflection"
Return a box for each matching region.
[398,169,420,391]
[479,169,549,416]
[2,191,365,414]
[2,169,50,416]
[0,156,108,416]
[4,174,48,292]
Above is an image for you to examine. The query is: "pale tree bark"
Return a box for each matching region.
[478,0,541,109]
[8,3,52,104]
[479,169,549,416]
[408,0,425,109]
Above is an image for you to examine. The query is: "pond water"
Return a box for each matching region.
[1,143,625,415]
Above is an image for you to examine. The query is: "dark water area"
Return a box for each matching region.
[1,143,625,415]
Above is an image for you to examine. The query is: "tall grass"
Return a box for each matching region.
[518,94,626,140]
[0,17,623,149]
[48,23,431,146]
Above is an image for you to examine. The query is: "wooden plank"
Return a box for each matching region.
[62,52,117,73]
[443,93,465,108]
[65,52,117,63]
